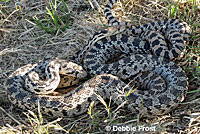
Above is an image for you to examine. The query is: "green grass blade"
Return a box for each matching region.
[37,101,43,125]
[46,7,58,30]
[54,0,57,12]
[61,0,69,13]
[61,19,70,31]
[33,16,55,34]
[49,0,53,11]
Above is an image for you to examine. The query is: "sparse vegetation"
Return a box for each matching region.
[0,0,199,133]
[33,0,71,34]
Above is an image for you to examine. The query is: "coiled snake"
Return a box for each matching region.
[6,0,191,117]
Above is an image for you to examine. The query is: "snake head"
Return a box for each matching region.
[58,60,87,78]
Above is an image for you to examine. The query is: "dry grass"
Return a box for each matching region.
[0,0,199,133]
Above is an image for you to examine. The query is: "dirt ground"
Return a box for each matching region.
[0,0,200,133]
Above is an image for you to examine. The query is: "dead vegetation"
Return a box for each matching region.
[0,0,199,133]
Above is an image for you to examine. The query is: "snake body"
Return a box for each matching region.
[6,0,191,117]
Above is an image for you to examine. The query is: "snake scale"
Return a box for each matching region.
[6,0,191,117]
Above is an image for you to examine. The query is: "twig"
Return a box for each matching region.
[0,106,22,125]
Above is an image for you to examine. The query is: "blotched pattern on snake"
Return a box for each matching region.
[6,0,191,117]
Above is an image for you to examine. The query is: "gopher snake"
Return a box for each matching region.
[6,0,191,117]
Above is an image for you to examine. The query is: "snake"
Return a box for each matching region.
[6,0,191,117]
